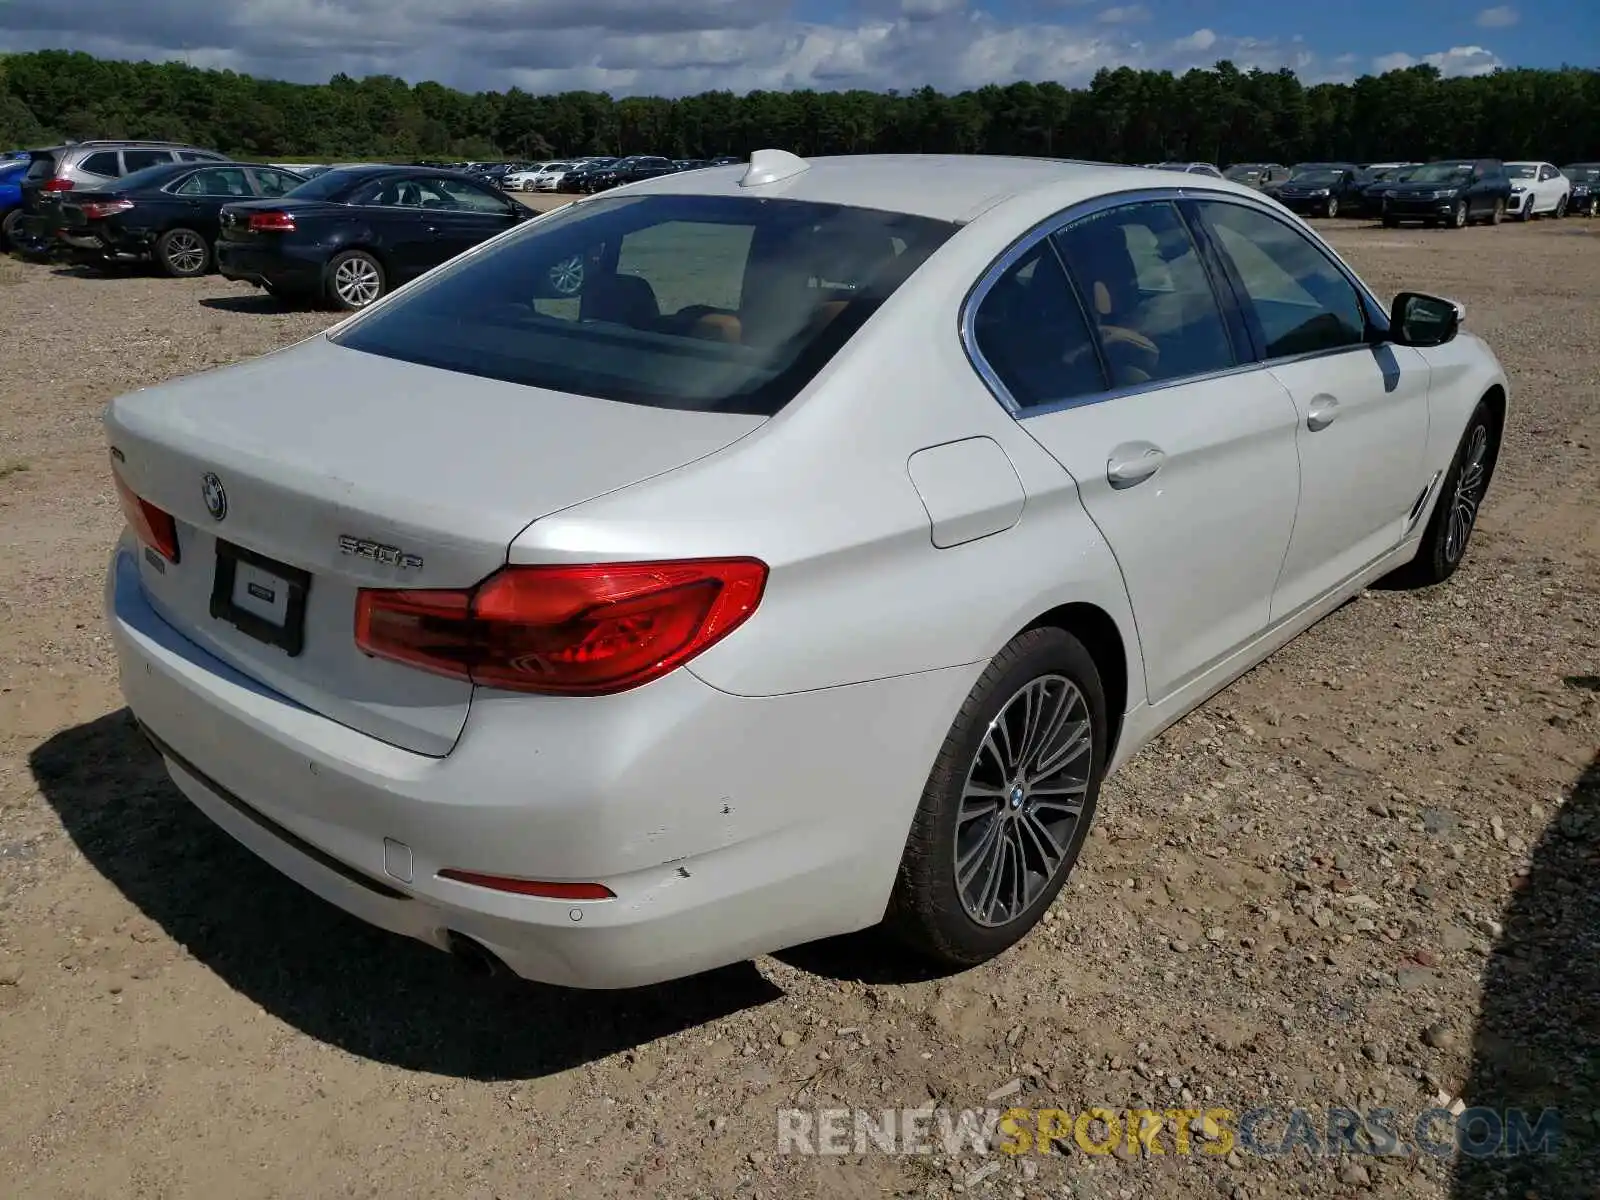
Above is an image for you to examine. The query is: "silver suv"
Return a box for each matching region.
[16,140,227,244]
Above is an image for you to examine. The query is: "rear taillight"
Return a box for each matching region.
[42,177,74,192]
[354,559,767,695]
[247,211,295,233]
[110,456,180,563]
[80,199,133,220]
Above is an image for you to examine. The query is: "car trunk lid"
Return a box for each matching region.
[106,334,766,754]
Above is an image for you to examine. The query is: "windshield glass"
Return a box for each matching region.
[332,194,957,416]
[1288,163,1340,178]
[1409,162,1474,184]
[1564,165,1600,183]
[1291,170,1343,185]
[1506,165,1538,180]
[1224,165,1263,180]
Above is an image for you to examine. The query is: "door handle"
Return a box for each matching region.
[1106,442,1166,489]
[1306,396,1340,431]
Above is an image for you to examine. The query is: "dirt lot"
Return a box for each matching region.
[1,217,1597,1200]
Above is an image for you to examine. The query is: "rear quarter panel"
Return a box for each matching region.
[507,212,1145,702]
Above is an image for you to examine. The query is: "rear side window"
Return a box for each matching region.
[1053,200,1236,387]
[971,242,1105,409]
[332,193,957,416]
[434,178,515,214]
[80,151,121,177]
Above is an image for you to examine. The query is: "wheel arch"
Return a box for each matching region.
[1018,601,1132,764]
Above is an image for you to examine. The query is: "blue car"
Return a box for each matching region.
[1,152,30,248]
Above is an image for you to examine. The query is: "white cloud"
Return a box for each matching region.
[1475,6,1519,27]
[1372,44,1504,77]
[0,0,1499,97]
[1171,28,1218,53]
[1372,51,1417,73]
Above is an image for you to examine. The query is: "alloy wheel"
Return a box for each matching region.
[1444,424,1489,564]
[334,256,382,307]
[1453,201,1468,228]
[164,230,207,274]
[1326,197,1339,218]
[954,674,1092,928]
[548,255,584,295]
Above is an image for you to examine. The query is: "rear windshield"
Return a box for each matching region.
[331,193,959,416]
[282,168,368,200]
[23,152,58,182]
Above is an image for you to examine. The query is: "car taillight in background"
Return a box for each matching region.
[247,211,296,233]
[42,177,74,192]
[355,558,768,695]
[80,199,134,220]
[110,454,180,563]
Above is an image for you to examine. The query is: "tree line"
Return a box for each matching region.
[2,49,1596,168]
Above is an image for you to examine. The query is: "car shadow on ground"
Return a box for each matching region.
[29,708,784,1081]
[1451,747,1599,1197]
[198,293,312,314]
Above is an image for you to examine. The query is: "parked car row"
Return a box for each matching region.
[5,139,538,309]
[1213,157,1596,227]
[461,155,740,194]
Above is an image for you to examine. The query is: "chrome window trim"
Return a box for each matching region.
[959,185,1392,421]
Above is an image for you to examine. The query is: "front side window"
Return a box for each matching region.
[1053,200,1235,388]
[971,241,1106,409]
[121,149,173,172]
[253,168,304,197]
[173,167,250,197]
[332,194,957,416]
[433,178,515,215]
[1195,201,1367,359]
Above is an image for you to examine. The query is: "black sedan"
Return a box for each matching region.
[51,161,308,276]
[577,156,679,193]
[1378,159,1514,228]
[1269,163,1373,218]
[1564,164,1600,216]
[214,165,533,310]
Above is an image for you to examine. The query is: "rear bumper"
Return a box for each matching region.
[215,242,324,293]
[106,537,971,988]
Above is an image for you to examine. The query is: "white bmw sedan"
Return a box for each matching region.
[105,151,1507,988]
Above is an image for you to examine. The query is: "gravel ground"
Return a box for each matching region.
[1,218,1597,1200]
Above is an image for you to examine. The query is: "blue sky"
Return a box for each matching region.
[0,0,1591,96]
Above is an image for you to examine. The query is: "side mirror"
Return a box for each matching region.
[1388,292,1462,347]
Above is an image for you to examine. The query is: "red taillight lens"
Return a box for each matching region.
[354,558,767,695]
[80,199,133,220]
[42,177,74,192]
[247,210,295,232]
[438,869,614,900]
[110,458,180,563]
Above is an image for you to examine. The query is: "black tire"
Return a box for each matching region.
[155,227,211,277]
[0,207,23,251]
[1448,201,1468,229]
[886,627,1107,967]
[1487,197,1505,226]
[324,249,386,311]
[1325,196,1340,219]
[1554,195,1568,218]
[1389,399,1499,588]
[1515,196,1533,221]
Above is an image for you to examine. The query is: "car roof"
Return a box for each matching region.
[604,153,1258,223]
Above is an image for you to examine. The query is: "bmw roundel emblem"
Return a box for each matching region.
[201,472,228,521]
